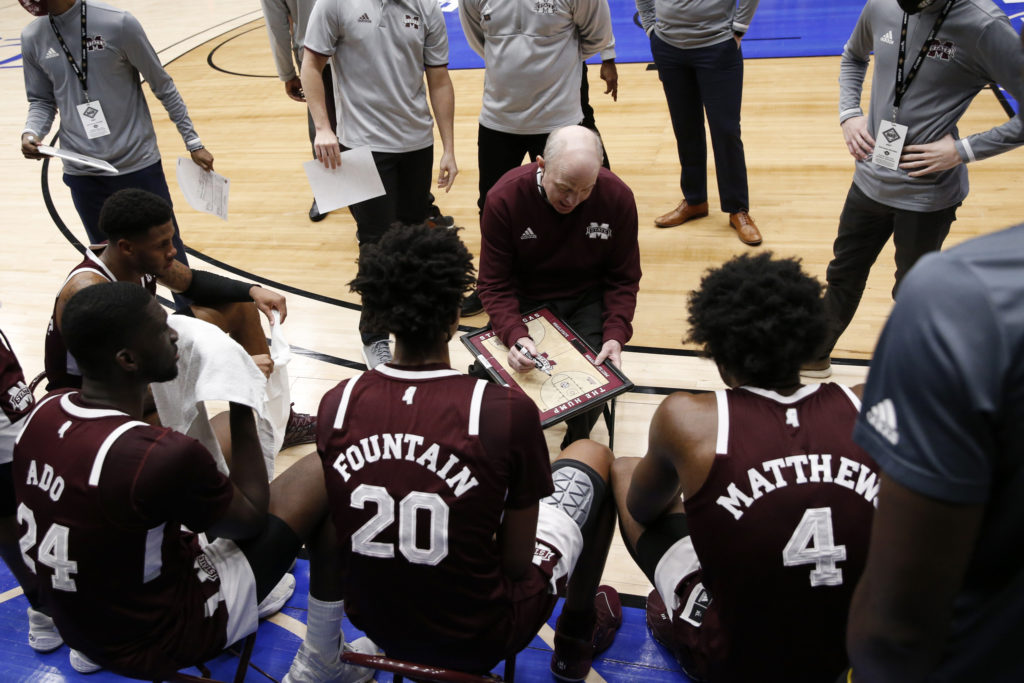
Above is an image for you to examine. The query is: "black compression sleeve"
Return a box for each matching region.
[182,270,256,305]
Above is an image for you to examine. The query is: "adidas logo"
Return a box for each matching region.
[865,398,899,446]
[880,30,894,45]
[45,47,60,59]
[357,13,371,23]
[520,227,537,240]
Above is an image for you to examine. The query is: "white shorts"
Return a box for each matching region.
[201,537,259,647]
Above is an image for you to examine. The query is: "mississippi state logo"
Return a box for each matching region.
[926,39,955,61]
[585,222,611,240]
[5,382,31,412]
[534,1,555,14]
[84,35,105,52]
[404,14,420,29]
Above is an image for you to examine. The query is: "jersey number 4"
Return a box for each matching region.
[350,484,449,566]
[782,507,846,587]
[17,503,78,592]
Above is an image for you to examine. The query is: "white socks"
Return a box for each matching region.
[305,596,346,658]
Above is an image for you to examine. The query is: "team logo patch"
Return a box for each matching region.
[84,35,105,52]
[534,1,555,14]
[404,14,420,29]
[357,12,371,23]
[880,30,894,45]
[585,222,611,240]
[926,39,955,61]
[45,46,60,59]
[6,382,32,412]
[194,554,220,582]
[521,227,537,240]
[534,545,556,563]
[679,582,712,627]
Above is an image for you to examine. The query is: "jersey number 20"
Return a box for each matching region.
[350,484,449,566]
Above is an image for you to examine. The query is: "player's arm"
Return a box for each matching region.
[159,263,287,323]
[846,473,983,682]
[206,402,271,539]
[499,503,540,580]
[21,43,56,160]
[627,392,714,524]
[838,8,874,160]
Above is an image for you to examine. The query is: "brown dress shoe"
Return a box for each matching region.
[654,199,709,228]
[729,210,763,246]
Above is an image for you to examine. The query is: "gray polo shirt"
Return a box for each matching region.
[855,222,1024,681]
[839,0,1024,212]
[459,0,612,135]
[21,0,201,176]
[260,0,318,81]
[635,0,760,49]
[304,0,447,154]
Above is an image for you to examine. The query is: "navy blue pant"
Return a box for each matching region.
[651,34,749,214]
[817,182,959,358]
[63,161,191,308]
[349,145,434,344]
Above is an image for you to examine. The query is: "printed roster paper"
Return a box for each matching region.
[461,307,633,428]
[303,146,386,213]
[177,157,230,221]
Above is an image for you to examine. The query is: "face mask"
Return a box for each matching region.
[897,0,938,14]
[19,0,51,16]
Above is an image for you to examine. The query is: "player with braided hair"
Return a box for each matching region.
[612,252,877,682]
[284,223,621,683]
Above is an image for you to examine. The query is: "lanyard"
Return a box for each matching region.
[49,0,88,100]
[893,0,955,119]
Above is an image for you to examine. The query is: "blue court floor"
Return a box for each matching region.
[0,558,687,682]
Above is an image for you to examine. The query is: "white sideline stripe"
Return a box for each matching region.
[0,586,24,604]
[267,611,306,639]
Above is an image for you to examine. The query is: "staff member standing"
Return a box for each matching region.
[638,0,763,246]
[804,0,1024,378]
[19,0,213,285]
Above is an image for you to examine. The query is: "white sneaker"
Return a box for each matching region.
[282,636,380,683]
[362,340,392,370]
[69,649,102,674]
[26,607,63,652]
[257,573,296,619]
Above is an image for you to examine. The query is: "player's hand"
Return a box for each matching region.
[508,336,538,374]
[900,133,961,177]
[191,147,215,171]
[21,132,45,160]
[594,339,622,369]
[314,128,342,169]
[734,33,742,49]
[249,285,288,324]
[600,60,618,102]
[438,151,458,192]
[285,77,305,102]
[841,116,875,161]
[252,353,274,378]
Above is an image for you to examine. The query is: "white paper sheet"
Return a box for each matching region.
[176,157,230,221]
[37,145,117,173]
[303,146,386,213]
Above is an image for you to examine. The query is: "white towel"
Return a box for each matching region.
[151,315,279,478]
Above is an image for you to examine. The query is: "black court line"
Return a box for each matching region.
[205,24,280,78]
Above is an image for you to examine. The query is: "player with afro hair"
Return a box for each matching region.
[687,252,826,389]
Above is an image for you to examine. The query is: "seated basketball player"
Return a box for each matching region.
[44,188,315,448]
[611,253,878,682]
[0,326,62,654]
[12,281,374,679]
[283,224,621,683]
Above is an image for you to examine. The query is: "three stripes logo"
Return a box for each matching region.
[865,398,899,446]
[357,13,371,23]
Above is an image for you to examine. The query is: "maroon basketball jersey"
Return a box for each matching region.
[683,383,877,683]
[12,390,234,677]
[0,328,34,451]
[318,364,552,669]
[45,247,157,390]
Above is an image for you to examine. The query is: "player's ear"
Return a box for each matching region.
[115,237,135,256]
[114,347,138,373]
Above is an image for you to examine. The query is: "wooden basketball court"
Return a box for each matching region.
[0,0,1021,679]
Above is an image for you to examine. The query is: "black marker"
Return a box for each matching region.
[514,342,552,375]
